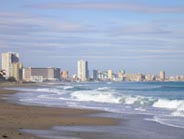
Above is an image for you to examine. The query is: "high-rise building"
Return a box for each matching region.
[1,52,20,79]
[11,63,22,81]
[92,70,98,81]
[77,60,89,81]
[107,70,113,80]
[160,70,165,80]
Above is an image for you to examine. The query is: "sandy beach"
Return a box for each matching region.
[0,85,118,139]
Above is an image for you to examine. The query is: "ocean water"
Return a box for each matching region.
[7,81,184,129]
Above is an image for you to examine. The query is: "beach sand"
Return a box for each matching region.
[0,86,118,139]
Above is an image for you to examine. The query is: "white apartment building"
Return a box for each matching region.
[77,60,89,81]
[1,52,20,79]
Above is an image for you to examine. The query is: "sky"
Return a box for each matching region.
[0,0,184,76]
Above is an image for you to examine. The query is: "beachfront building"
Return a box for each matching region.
[145,74,156,81]
[160,70,165,81]
[92,70,98,81]
[98,71,108,81]
[1,52,22,80]
[61,70,69,80]
[118,70,125,81]
[107,70,113,80]
[11,63,23,81]
[77,60,89,81]
[123,73,141,81]
[23,67,60,82]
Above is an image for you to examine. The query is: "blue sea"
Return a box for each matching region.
[7,81,184,130]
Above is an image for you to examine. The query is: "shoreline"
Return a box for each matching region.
[0,86,119,139]
[1,82,184,139]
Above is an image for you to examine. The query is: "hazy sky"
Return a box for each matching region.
[0,0,184,76]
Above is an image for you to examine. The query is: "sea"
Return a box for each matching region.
[5,81,184,138]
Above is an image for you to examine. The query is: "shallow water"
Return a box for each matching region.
[7,81,184,129]
[22,113,184,139]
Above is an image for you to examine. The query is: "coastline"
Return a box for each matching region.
[1,82,184,139]
[0,84,119,139]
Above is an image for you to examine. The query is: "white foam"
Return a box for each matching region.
[70,90,156,108]
[71,90,121,104]
[97,87,112,91]
[63,86,74,90]
[36,88,66,95]
[135,107,146,112]
[171,102,184,117]
[153,99,184,109]
[124,97,138,104]
[153,99,184,117]
[120,95,155,106]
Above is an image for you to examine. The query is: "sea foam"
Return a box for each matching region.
[71,90,121,104]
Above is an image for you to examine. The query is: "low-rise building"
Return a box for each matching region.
[23,67,60,82]
[61,70,69,80]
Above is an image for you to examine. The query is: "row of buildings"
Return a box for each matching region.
[1,52,23,81]
[1,52,184,82]
[1,52,62,82]
[91,69,166,82]
[0,52,88,82]
[76,60,184,82]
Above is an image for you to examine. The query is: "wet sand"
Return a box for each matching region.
[0,86,118,139]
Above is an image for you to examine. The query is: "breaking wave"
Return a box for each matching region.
[153,99,184,117]
[70,89,184,117]
[70,90,155,107]
[7,82,184,119]
[71,90,121,104]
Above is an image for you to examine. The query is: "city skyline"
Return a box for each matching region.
[0,0,184,76]
[1,52,184,82]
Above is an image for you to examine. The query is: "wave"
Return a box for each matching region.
[121,84,184,91]
[120,96,155,106]
[153,99,184,109]
[55,85,74,90]
[147,116,184,129]
[6,87,68,95]
[62,86,74,90]
[97,87,113,91]
[153,99,184,117]
[70,90,156,107]
[8,82,184,118]
[161,85,184,89]
[9,86,184,117]
[71,90,121,104]
[36,85,75,93]
[70,89,184,117]
[5,87,38,92]
[171,102,184,117]
[122,85,162,90]
[36,88,67,95]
